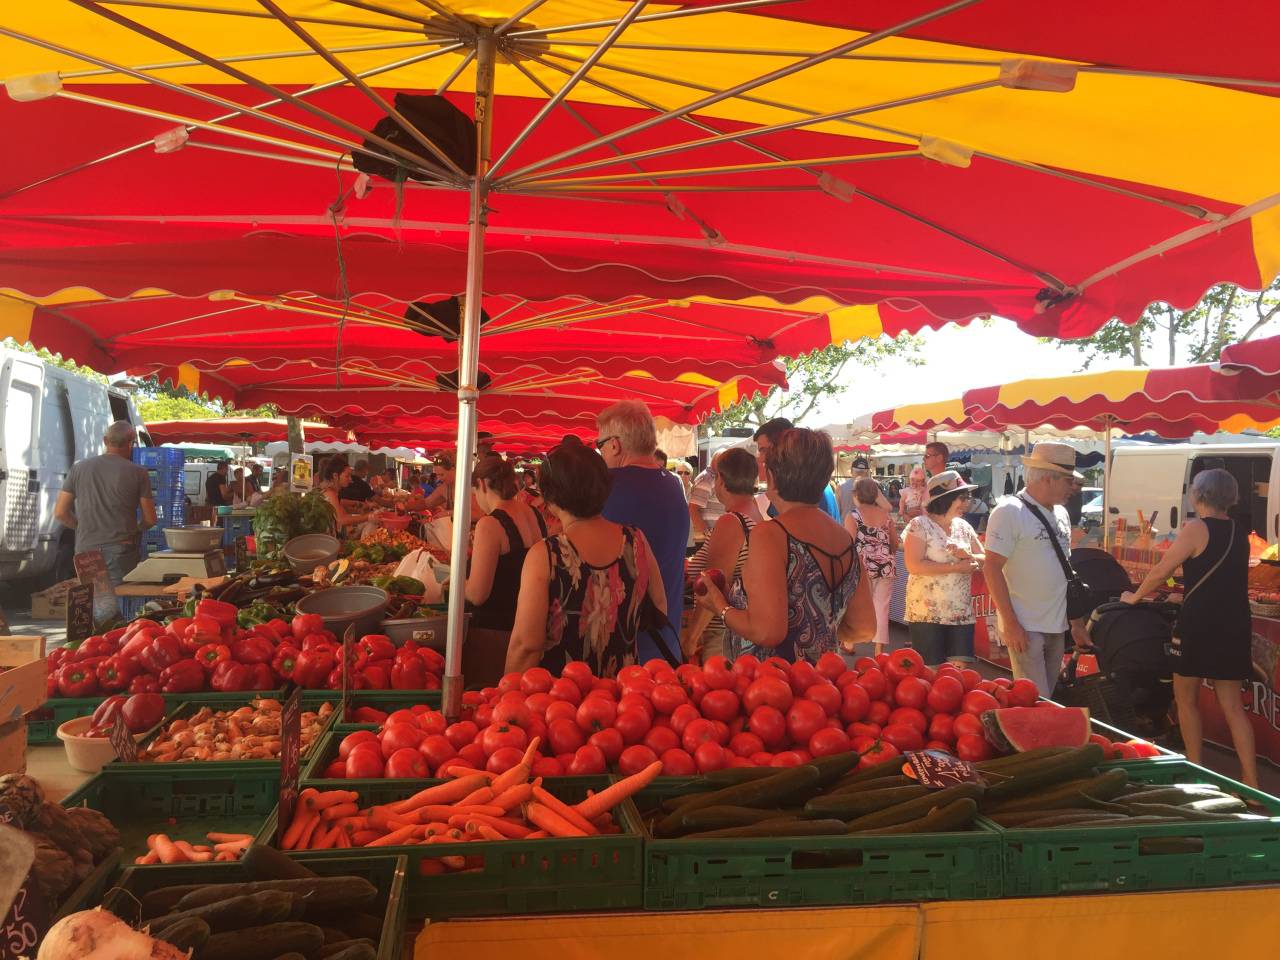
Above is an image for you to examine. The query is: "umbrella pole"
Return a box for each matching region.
[1102,416,1113,552]
[443,28,496,721]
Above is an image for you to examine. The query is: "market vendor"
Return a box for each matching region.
[342,460,375,504]
[319,456,377,533]
[465,454,548,632]
[205,460,232,507]
[422,454,456,512]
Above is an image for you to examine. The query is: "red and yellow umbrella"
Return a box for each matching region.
[144,417,346,445]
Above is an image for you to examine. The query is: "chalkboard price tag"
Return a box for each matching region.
[234,536,249,572]
[65,583,95,646]
[110,712,138,763]
[74,549,116,626]
[903,750,984,790]
[340,624,355,722]
[0,871,48,960]
[276,686,303,845]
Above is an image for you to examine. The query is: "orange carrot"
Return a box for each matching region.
[213,838,251,853]
[311,824,340,850]
[490,782,534,812]
[206,832,252,843]
[392,774,489,814]
[489,737,541,794]
[297,787,320,812]
[575,760,662,819]
[335,816,370,830]
[458,786,495,806]
[370,806,417,832]
[419,858,447,875]
[214,851,237,862]
[135,850,160,865]
[526,802,588,838]
[298,813,324,850]
[530,786,598,835]
[281,810,317,850]
[335,829,351,849]
[525,830,548,838]
[439,855,468,870]
[311,790,359,809]
[153,835,185,864]
[463,814,532,839]
[351,829,381,846]
[366,824,418,847]
[453,804,505,818]
[469,822,506,841]
[321,802,359,821]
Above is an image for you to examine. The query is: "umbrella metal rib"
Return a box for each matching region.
[505,0,803,40]
[103,0,427,34]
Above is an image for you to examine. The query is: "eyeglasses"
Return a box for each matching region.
[594,435,619,451]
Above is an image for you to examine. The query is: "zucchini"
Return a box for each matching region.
[154,916,209,952]
[654,765,822,836]
[242,843,319,881]
[325,913,383,942]
[804,785,929,819]
[174,877,376,913]
[141,885,208,919]
[200,922,326,960]
[849,797,978,834]
[271,955,307,960]
[680,817,848,839]
[984,768,1129,813]
[843,782,985,832]
[677,805,795,834]
[1115,786,1227,806]
[982,744,1106,801]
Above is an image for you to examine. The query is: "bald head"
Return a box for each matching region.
[104,420,136,452]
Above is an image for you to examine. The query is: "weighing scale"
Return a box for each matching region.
[124,549,227,584]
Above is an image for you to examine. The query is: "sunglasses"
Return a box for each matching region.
[595,435,618,451]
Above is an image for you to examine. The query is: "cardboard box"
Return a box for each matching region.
[30,578,77,620]
[0,720,26,774]
[0,636,47,725]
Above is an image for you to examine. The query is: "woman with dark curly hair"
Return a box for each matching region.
[507,438,667,677]
[696,428,875,663]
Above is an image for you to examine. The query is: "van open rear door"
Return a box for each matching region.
[0,355,44,556]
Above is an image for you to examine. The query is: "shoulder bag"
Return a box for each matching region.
[1169,521,1235,663]
[1020,494,1094,620]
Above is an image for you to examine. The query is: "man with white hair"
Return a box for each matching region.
[597,400,690,664]
[54,420,157,588]
[983,442,1084,695]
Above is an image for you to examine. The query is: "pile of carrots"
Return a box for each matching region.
[279,738,661,872]
[133,831,255,864]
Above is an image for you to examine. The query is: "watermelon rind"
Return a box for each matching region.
[981,706,1090,752]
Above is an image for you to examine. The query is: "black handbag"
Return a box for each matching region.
[1021,495,1093,620]
[637,593,683,668]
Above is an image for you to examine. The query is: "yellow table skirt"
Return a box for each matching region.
[416,887,1280,960]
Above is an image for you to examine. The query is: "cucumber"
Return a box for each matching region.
[154,916,209,952]
[173,878,376,913]
[810,751,861,785]
[149,891,295,934]
[1186,795,1249,813]
[680,817,848,839]
[654,765,823,836]
[826,775,914,795]
[1123,802,1256,822]
[843,783,985,832]
[831,757,905,790]
[320,942,378,960]
[701,767,780,787]
[986,808,1103,827]
[1116,786,1227,806]
[849,797,978,834]
[984,768,1129,813]
[241,843,318,881]
[982,744,1106,801]
[1016,812,1130,828]
[677,805,795,833]
[199,922,326,960]
[976,747,1074,771]
[804,785,930,819]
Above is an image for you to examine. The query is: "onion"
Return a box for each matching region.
[38,908,189,960]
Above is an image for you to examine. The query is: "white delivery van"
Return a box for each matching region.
[1107,442,1280,542]
[0,348,149,585]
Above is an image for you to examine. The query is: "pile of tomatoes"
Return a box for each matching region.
[321,648,1063,780]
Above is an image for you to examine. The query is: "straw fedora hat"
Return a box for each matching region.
[1021,441,1084,479]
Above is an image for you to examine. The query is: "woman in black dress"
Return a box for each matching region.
[1123,468,1257,786]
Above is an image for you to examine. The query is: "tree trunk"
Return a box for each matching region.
[1167,305,1178,366]
[286,416,305,454]
[1130,324,1144,366]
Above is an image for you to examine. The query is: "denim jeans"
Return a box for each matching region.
[98,541,140,614]
[907,622,975,665]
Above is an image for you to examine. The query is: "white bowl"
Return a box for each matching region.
[56,716,145,773]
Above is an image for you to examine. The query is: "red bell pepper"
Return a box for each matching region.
[91,695,128,730]
[196,598,238,632]
[267,618,291,640]
[137,632,183,675]
[420,647,445,674]
[361,662,391,690]
[357,634,396,662]
[326,666,345,690]
[210,660,250,692]
[291,612,324,640]
[46,673,59,698]
[95,654,138,692]
[195,642,232,671]
[73,635,117,661]
[164,616,194,639]
[159,658,205,694]
[230,635,274,665]
[56,662,99,698]
[122,617,159,641]
[120,626,163,662]
[104,626,128,646]
[181,615,222,654]
[293,647,336,688]
[245,662,276,691]
[352,706,387,724]
[46,647,69,673]
[301,633,335,653]
[271,644,300,682]
[390,657,427,690]
[129,673,161,694]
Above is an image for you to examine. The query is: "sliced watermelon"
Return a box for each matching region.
[981,706,1090,753]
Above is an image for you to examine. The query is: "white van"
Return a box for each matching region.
[1107,442,1280,542]
[0,349,148,585]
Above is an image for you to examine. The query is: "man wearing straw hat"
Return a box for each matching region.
[983,442,1084,695]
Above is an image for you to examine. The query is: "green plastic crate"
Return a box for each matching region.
[334,690,442,730]
[636,778,1003,910]
[1090,715,1182,767]
[994,760,1280,896]
[62,766,279,867]
[255,776,643,919]
[50,850,122,924]
[26,688,287,745]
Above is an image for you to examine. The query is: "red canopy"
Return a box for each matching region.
[1220,334,1280,377]
[145,417,346,445]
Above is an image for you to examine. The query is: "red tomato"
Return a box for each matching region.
[620,674,656,699]
[650,682,690,715]
[836,670,861,689]
[743,676,794,713]
[754,663,787,685]
[618,744,659,776]
[590,677,620,698]
[644,725,680,755]
[857,740,901,769]
[443,721,478,752]
[339,730,378,760]
[955,734,994,762]
[567,744,607,775]
[846,721,881,740]
[1007,678,1039,707]
[732,654,760,678]
[749,751,774,766]
[561,661,595,695]
[618,693,656,718]
[961,690,1000,716]
[473,704,494,728]
[884,647,925,683]
[785,699,827,744]
[770,751,805,767]
[808,727,851,757]
[614,709,652,745]
[992,676,1013,688]
[867,700,891,726]
[888,706,928,735]
[975,680,997,694]
[694,740,727,773]
[492,699,533,729]
[816,651,847,682]
[345,744,385,778]
[457,742,487,768]
[520,667,554,694]
[380,723,425,758]
[733,674,752,698]
[576,696,618,733]
[1087,733,1116,759]
[925,740,952,752]
[617,665,651,687]
[548,677,583,705]
[787,659,820,694]
[497,671,522,693]
[1111,742,1140,760]
[894,676,930,710]
[803,681,842,718]
[853,656,879,673]
[1126,739,1162,758]
[644,657,672,676]
[386,709,419,728]
[479,723,527,757]
[952,713,984,738]
[926,675,964,714]
[532,756,565,777]
[417,711,447,737]
[659,748,697,776]
[992,686,1011,707]
[523,692,554,718]
[839,682,871,723]
[927,713,955,744]
[856,668,888,701]
[669,703,701,735]
[322,760,346,778]
[729,731,765,757]
[544,700,578,725]
[547,717,587,755]
[747,705,787,749]
[385,747,429,778]
[700,689,741,723]
[675,664,710,704]
[418,734,457,772]
[881,723,925,753]
[589,727,625,764]
[958,668,981,691]
[681,718,719,754]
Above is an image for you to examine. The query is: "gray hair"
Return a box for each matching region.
[597,399,657,457]
[1191,468,1238,512]
[854,477,882,505]
[104,420,136,447]
[1025,466,1058,485]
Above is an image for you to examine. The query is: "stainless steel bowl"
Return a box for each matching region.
[295,585,389,639]
[283,533,340,576]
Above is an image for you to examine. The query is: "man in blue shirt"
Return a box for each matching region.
[754,418,841,521]
[597,400,690,664]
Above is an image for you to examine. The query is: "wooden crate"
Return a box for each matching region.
[1,636,48,726]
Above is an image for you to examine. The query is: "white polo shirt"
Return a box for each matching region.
[984,492,1071,633]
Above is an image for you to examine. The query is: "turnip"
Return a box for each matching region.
[38,908,190,960]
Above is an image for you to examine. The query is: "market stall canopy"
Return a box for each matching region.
[145,416,344,444]
[262,438,421,458]
[2,1,1278,339]
[1220,333,1280,378]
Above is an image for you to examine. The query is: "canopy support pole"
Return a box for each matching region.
[443,27,494,721]
[1102,416,1113,552]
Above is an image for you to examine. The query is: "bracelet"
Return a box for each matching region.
[719,604,733,621]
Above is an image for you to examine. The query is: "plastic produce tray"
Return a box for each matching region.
[62,766,279,869]
[637,777,1004,910]
[993,760,1280,896]
[25,688,287,745]
[256,776,644,919]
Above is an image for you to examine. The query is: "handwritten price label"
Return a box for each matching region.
[2,880,47,960]
[276,686,302,845]
[903,750,983,789]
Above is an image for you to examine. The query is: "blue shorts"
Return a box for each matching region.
[907,622,975,665]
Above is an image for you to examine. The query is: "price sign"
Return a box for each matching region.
[65,583,95,646]
[276,685,302,845]
[234,536,249,572]
[110,712,138,763]
[0,876,47,960]
[903,750,984,789]
[74,549,117,626]
[340,624,355,721]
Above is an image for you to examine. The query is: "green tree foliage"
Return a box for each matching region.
[3,338,108,383]
[135,393,222,422]
[707,334,924,431]
[1069,278,1280,368]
